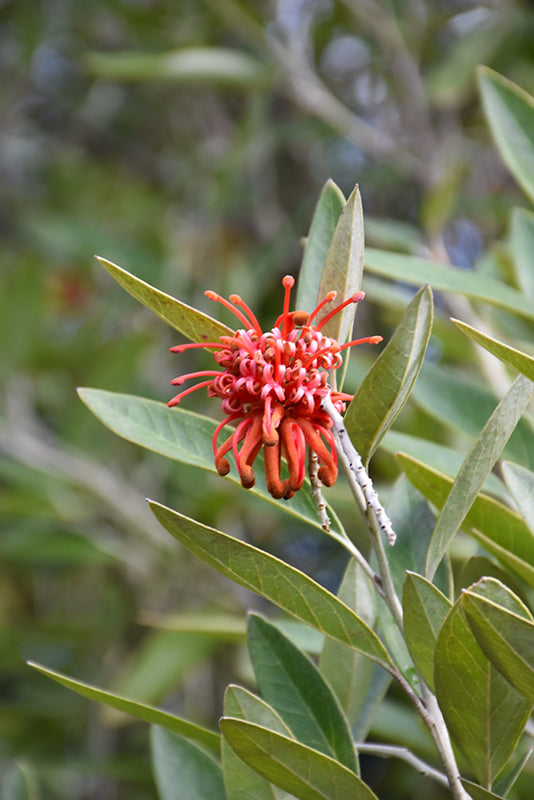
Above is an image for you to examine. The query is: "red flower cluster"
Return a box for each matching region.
[169,276,381,499]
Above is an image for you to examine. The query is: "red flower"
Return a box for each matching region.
[169,276,381,499]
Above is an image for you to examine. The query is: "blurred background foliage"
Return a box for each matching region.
[1,0,534,797]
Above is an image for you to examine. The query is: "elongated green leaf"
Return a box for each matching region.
[434,597,531,787]
[345,285,433,466]
[86,47,271,87]
[222,686,291,800]
[27,661,219,750]
[494,745,534,797]
[316,185,364,343]
[478,66,534,203]
[151,726,225,800]
[297,180,345,314]
[398,454,534,586]
[381,430,506,499]
[460,780,505,800]
[462,583,534,704]
[502,461,534,534]
[510,207,534,299]
[402,573,451,692]
[247,615,357,773]
[412,363,534,471]
[78,389,345,539]
[452,318,534,381]
[220,719,379,800]
[364,248,534,322]
[96,256,232,342]
[225,685,294,737]
[319,561,376,727]
[425,374,534,580]
[148,501,392,669]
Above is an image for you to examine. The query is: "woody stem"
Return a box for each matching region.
[321,393,402,629]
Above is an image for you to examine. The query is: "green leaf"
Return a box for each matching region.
[478,66,534,203]
[78,389,346,540]
[345,285,433,466]
[452,318,534,381]
[222,686,291,800]
[402,572,451,693]
[225,685,294,737]
[86,47,271,88]
[27,661,220,750]
[494,745,534,797]
[462,580,534,704]
[384,478,451,598]
[460,780,505,800]
[319,561,376,727]
[148,501,393,670]
[151,727,225,800]
[425,374,534,580]
[297,180,345,314]
[510,207,534,299]
[247,615,357,773]
[220,719,379,800]
[398,454,534,586]
[363,248,534,322]
[411,364,534,472]
[434,596,531,787]
[316,185,364,343]
[96,256,232,342]
[380,430,506,499]
[502,461,534,533]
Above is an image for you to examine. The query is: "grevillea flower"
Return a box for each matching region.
[168,277,382,500]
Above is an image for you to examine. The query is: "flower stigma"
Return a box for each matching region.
[168,276,382,500]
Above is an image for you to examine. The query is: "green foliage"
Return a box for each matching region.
[150,727,225,800]
[220,720,379,800]
[315,185,364,344]
[148,501,392,670]
[77,389,347,539]
[462,579,534,704]
[478,67,534,203]
[402,573,451,693]
[96,256,232,342]
[247,615,357,772]
[297,181,346,315]
[5,3,534,798]
[434,592,531,787]
[345,285,433,466]
[27,661,220,750]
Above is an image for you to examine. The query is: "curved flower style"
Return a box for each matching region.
[168,276,382,500]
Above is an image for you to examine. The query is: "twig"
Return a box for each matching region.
[355,742,448,788]
[322,395,396,545]
[322,393,403,631]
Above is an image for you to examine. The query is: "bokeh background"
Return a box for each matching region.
[1,1,534,797]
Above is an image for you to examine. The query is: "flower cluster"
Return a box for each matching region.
[169,276,381,499]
